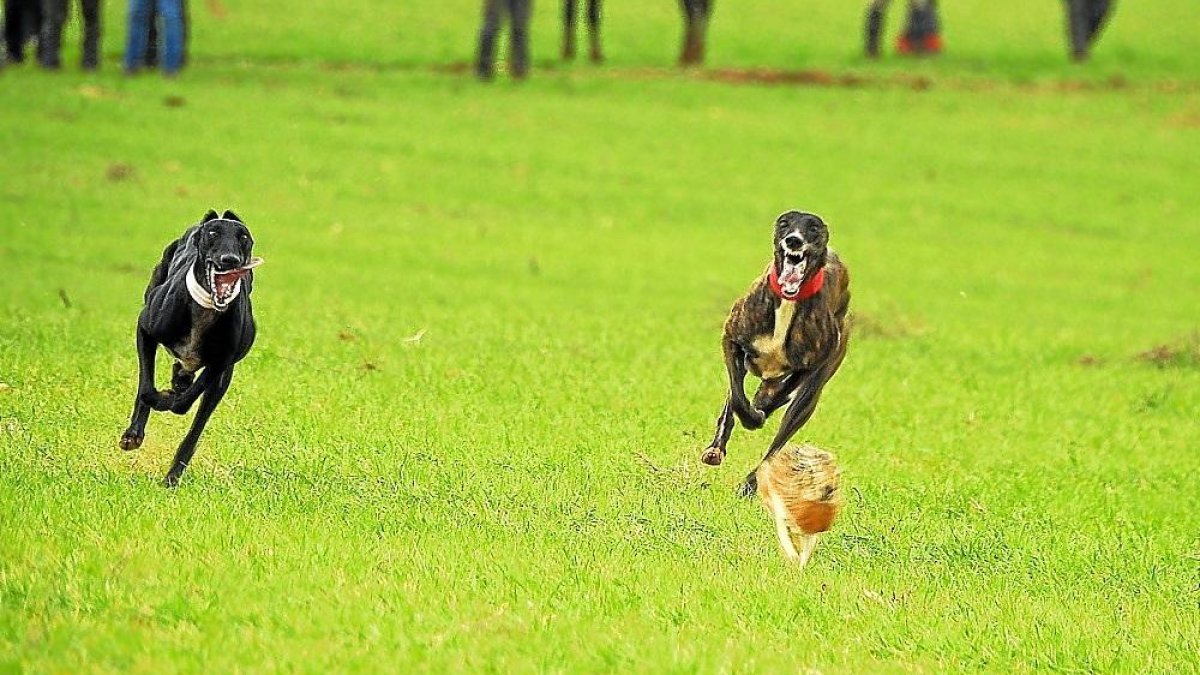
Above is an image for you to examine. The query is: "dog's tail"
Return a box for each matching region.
[755,445,841,567]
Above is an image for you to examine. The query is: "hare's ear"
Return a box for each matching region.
[221,210,242,223]
[201,209,219,223]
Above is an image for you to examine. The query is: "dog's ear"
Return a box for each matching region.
[201,209,219,223]
[221,210,242,223]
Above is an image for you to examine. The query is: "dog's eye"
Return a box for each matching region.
[208,230,218,238]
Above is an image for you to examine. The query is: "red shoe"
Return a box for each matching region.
[922,34,943,55]
[896,35,914,55]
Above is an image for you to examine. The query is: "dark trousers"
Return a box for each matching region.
[1065,0,1113,60]
[38,0,100,69]
[865,0,938,56]
[476,0,532,80]
[3,0,41,62]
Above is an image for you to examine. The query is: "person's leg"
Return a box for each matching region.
[179,0,188,66]
[80,0,100,69]
[475,0,504,80]
[562,0,576,60]
[155,0,182,74]
[864,0,888,58]
[36,0,65,69]
[145,0,157,65]
[586,0,601,62]
[917,0,941,53]
[124,0,152,72]
[1086,0,1113,44]
[509,0,531,78]
[1064,0,1091,61]
[4,0,23,62]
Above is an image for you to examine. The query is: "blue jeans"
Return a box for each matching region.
[124,0,183,73]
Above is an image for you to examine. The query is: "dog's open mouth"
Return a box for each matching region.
[207,257,263,309]
[778,258,807,298]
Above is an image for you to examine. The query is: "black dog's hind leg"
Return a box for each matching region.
[163,368,232,487]
[120,328,158,450]
[701,340,766,465]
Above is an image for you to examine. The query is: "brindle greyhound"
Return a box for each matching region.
[700,211,850,496]
[119,210,262,487]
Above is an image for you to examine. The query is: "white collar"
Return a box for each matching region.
[186,266,240,311]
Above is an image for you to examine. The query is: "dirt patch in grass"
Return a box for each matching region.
[852,311,927,340]
[1135,333,1200,369]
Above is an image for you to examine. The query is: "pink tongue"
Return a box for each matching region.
[782,270,803,287]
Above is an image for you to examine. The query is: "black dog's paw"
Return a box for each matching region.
[737,472,759,499]
[141,390,175,411]
[169,398,194,415]
[161,472,182,488]
[171,372,194,394]
[119,429,144,451]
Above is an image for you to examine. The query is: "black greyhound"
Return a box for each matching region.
[119,210,262,487]
[700,211,850,496]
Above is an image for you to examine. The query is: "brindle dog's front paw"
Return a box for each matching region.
[700,446,726,466]
[119,429,144,451]
[739,408,767,430]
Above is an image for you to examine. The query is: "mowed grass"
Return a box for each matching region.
[2,1,1200,672]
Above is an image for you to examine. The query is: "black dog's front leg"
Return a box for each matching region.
[163,368,232,487]
[120,328,158,450]
[700,339,766,466]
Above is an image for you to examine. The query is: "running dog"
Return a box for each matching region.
[700,211,850,496]
[119,210,262,487]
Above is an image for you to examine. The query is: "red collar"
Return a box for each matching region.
[768,264,825,301]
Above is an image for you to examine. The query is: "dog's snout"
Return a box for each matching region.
[218,254,242,270]
[783,235,803,250]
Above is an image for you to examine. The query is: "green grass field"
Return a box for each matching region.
[2,1,1199,672]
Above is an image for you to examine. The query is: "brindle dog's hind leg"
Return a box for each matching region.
[701,339,766,466]
[120,328,158,451]
[739,344,848,497]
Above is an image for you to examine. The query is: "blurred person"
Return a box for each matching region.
[3,0,42,64]
[562,0,601,63]
[476,0,532,80]
[38,0,101,70]
[124,0,183,75]
[678,0,712,66]
[146,0,186,67]
[865,0,942,58]
[1064,0,1113,61]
